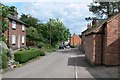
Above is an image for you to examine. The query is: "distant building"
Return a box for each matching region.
[70,33,81,47]
[82,13,120,66]
[3,8,27,50]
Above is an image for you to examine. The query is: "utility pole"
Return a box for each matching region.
[50,19,52,46]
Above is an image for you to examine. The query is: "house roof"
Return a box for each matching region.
[7,14,27,26]
[85,20,106,35]
[83,12,120,36]
[82,19,106,36]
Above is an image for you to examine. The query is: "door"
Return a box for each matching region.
[18,35,20,48]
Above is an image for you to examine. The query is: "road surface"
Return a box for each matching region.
[2,48,118,79]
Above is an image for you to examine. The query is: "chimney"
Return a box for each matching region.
[92,19,97,26]
[87,23,91,29]
[14,7,18,18]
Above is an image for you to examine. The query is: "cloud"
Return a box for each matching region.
[24,2,94,34]
[1,0,93,3]
[3,2,93,35]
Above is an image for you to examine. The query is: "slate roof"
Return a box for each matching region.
[7,14,26,25]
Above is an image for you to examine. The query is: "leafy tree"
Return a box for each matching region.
[0,3,16,18]
[88,2,120,18]
[47,18,70,46]
[20,14,40,28]
[20,14,70,47]
[0,3,16,33]
[26,26,43,41]
[26,26,44,46]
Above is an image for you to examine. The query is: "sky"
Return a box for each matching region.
[1,0,94,35]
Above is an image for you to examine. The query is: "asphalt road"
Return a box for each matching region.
[3,48,79,78]
[2,48,118,79]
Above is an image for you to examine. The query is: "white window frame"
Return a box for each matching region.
[22,36,25,44]
[12,21,16,29]
[12,35,16,44]
[22,25,25,31]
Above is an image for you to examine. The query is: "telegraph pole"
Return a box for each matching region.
[50,19,52,46]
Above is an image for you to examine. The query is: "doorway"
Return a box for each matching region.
[18,35,20,48]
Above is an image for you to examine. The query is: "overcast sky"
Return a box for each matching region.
[2,0,94,35]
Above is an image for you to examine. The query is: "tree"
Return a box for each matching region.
[47,18,70,46]
[26,26,40,41]
[26,26,44,46]
[20,14,40,28]
[0,3,16,18]
[20,14,70,47]
[88,2,120,18]
[0,4,16,33]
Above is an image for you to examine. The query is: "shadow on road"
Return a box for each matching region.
[67,49,118,79]
[68,50,91,67]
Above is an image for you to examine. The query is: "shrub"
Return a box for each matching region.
[14,50,45,63]
[37,42,44,48]
[0,54,8,68]
[0,35,7,43]
[40,52,45,56]
[19,48,25,51]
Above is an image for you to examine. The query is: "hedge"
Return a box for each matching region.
[14,50,45,63]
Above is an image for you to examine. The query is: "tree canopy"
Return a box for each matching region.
[88,2,120,18]
[0,3,16,33]
[20,14,70,47]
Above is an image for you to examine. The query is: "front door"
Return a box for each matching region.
[18,35,20,48]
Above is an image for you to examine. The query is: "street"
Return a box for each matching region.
[2,48,118,79]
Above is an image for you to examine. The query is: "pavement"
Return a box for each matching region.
[2,48,119,79]
[76,50,118,79]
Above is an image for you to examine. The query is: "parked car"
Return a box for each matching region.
[65,45,70,49]
[59,45,64,49]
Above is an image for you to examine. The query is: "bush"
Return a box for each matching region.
[40,52,45,56]
[37,42,44,48]
[0,35,7,43]
[14,50,45,63]
[19,48,25,51]
[0,54,8,68]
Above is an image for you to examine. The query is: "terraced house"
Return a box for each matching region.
[82,13,120,66]
[3,8,26,50]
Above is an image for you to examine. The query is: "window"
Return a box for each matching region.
[22,36,25,43]
[12,35,16,44]
[12,21,16,29]
[22,25,25,31]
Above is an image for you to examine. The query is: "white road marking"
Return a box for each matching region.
[75,55,78,80]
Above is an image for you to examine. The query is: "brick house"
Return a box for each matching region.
[70,33,81,47]
[82,13,120,66]
[3,10,26,50]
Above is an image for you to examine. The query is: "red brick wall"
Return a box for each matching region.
[8,20,26,49]
[103,15,119,65]
[94,34,102,64]
[70,34,81,47]
[81,33,86,52]
[85,35,95,64]
[118,14,120,65]
[85,34,102,65]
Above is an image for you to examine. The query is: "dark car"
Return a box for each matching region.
[59,44,64,49]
